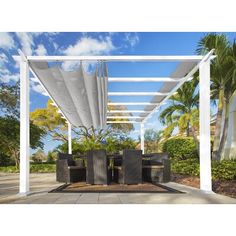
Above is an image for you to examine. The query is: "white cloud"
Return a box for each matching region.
[124,33,140,48]
[64,36,115,55]
[0,33,15,50]
[0,52,8,66]
[30,77,48,96]
[15,32,34,55]
[35,44,47,56]
[0,68,19,83]
[61,36,116,71]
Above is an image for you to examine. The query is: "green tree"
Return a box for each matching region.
[197,33,236,160]
[107,103,134,133]
[0,116,46,167]
[144,129,162,153]
[31,149,47,163]
[0,81,19,117]
[159,79,199,139]
[30,99,67,142]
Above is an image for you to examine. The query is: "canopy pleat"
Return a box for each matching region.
[30,61,108,128]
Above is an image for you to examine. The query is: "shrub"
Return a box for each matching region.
[162,137,197,160]
[171,158,200,176]
[212,160,236,180]
[171,159,236,180]
[0,163,56,173]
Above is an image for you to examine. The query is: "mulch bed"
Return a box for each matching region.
[172,173,236,199]
[50,182,183,194]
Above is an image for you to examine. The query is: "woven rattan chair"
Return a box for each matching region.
[142,153,171,183]
[114,149,142,184]
[86,149,112,185]
[56,153,86,183]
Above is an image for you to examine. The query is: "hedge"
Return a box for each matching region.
[162,137,198,160]
[171,159,236,180]
[0,164,56,173]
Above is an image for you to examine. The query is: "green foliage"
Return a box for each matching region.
[144,129,162,153]
[0,116,46,167]
[0,163,56,173]
[0,81,19,117]
[171,159,236,180]
[30,163,56,173]
[107,103,134,133]
[56,135,138,155]
[30,99,67,142]
[171,159,200,176]
[47,151,58,163]
[0,152,14,166]
[159,79,199,137]
[211,160,236,180]
[162,137,197,160]
[31,149,47,163]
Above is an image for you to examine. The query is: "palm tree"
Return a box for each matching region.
[159,79,199,145]
[197,33,236,160]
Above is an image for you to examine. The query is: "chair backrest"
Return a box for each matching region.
[86,149,108,184]
[122,149,142,184]
[58,153,75,166]
[149,153,169,165]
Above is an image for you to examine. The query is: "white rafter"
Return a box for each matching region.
[108,102,159,106]
[13,55,216,62]
[108,77,182,82]
[107,110,150,113]
[108,92,168,96]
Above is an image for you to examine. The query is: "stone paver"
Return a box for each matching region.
[1,173,236,204]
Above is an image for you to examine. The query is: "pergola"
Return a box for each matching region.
[14,49,215,195]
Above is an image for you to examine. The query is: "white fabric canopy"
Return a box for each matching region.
[136,61,198,121]
[30,61,108,128]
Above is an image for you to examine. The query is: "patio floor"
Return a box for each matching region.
[0,173,236,204]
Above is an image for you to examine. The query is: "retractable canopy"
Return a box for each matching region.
[30,61,108,128]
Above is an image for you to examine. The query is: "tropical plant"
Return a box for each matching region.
[159,78,199,150]
[197,33,236,160]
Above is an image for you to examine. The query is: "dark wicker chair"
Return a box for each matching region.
[142,153,171,183]
[56,153,86,183]
[86,150,112,185]
[114,149,142,184]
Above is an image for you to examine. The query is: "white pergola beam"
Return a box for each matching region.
[142,49,215,123]
[108,77,182,82]
[68,122,72,155]
[19,54,30,195]
[107,116,142,119]
[107,121,140,124]
[13,55,216,62]
[140,123,145,154]
[108,110,150,113]
[199,59,212,192]
[108,92,168,96]
[108,102,159,106]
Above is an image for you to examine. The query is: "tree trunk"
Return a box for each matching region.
[216,100,230,161]
[212,89,224,160]
[191,126,199,157]
[186,121,190,136]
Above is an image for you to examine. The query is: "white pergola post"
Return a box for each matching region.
[140,123,145,154]
[199,59,212,192]
[19,57,30,195]
[68,122,72,154]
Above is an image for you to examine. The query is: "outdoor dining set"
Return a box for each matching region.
[56,149,171,185]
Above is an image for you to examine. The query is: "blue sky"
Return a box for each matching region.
[1,32,236,153]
